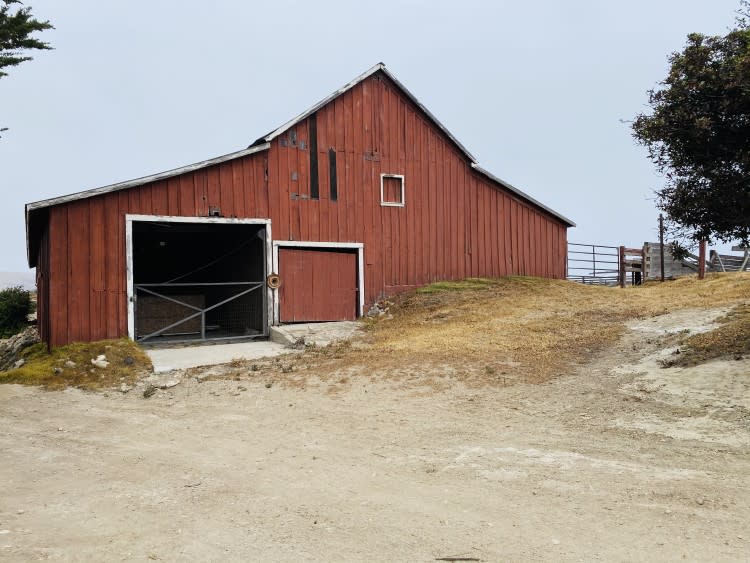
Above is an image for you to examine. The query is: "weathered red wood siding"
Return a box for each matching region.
[43,156,269,346]
[40,70,568,347]
[271,72,568,303]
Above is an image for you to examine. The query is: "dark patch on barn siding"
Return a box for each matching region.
[309,114,319,200]
[329,148,338,202]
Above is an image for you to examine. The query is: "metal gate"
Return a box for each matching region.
[567,243,620,285]
[128,217,270,344]
[134,281,266,342]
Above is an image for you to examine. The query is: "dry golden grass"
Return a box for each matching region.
[284,273,750,387]
[0,338,152,391]
[10,273,745,393]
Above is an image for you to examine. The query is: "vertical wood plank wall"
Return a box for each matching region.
[39,71,568,346]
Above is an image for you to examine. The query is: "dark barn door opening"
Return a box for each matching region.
[279,248,358,322]
[132,221,267,343]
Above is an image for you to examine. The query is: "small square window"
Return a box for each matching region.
[380,174,405,207]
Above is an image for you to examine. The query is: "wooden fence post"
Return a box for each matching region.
[698,240,707,280]
[659,214,665,282]
[619,245,626,288]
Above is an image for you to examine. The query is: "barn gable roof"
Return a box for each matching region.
[25,63,574,267]
[251,63,478,163]
[251,63,574,228]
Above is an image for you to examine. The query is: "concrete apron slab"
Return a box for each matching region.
[269,321,361,347]
[146,341,289,374]
[146,321,361,373]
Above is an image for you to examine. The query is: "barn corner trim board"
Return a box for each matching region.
[25,62,575,347]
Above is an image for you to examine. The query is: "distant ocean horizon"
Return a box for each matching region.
[0,271,36,290]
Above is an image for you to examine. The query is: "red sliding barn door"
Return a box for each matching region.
[279,248,358,322]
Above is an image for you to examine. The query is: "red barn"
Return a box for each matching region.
[26,63,574,348]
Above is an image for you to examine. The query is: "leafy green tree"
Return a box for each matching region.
[0,286,32,338]
[632,3,750,245]
[0,0,52,79]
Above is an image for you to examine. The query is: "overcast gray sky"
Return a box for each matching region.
[0,0,741,272]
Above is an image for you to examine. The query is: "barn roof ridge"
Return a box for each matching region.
[252,62,479,163]
[26,63,574,266]
[254,62,573,227]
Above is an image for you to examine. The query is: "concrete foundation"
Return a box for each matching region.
[269,321,361,347]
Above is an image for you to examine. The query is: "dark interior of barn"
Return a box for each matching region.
[132,221,266,343]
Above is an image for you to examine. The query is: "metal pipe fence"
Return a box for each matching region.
[567,243,620,286]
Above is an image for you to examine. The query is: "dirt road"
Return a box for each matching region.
[1,307,748,561]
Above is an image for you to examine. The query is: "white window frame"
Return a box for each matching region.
[380,173,405,207]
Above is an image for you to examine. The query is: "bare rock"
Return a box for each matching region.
[91,355,109,369]
[64,360,76,368]
[0,327,39,372]
[14,358,25,369]
[146,374,181,389]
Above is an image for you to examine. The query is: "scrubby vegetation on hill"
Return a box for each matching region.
[0,338,152,390]
[0,285,33,338]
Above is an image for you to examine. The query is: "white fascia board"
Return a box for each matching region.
[261,63,478,165]
[262,64,386,143]
[378,66,478,163]
[25,143,271,214]
[272,241,364,250]
[471,163,576,227]
[126,214,271,226]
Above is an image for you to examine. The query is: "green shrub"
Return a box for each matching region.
[0,286,33,338]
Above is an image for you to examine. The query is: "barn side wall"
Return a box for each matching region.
[269,72,568,303]
[44,154,269,346]
[40,71,568,347]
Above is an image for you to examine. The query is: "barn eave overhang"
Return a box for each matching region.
[25,142,271,268]
[471,164,576,228]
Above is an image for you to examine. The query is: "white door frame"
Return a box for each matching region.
[125,214,273,340]
[272,241,365,324]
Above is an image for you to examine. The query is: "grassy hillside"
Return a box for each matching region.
[297,273,750,387]
[3,273,748,391]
